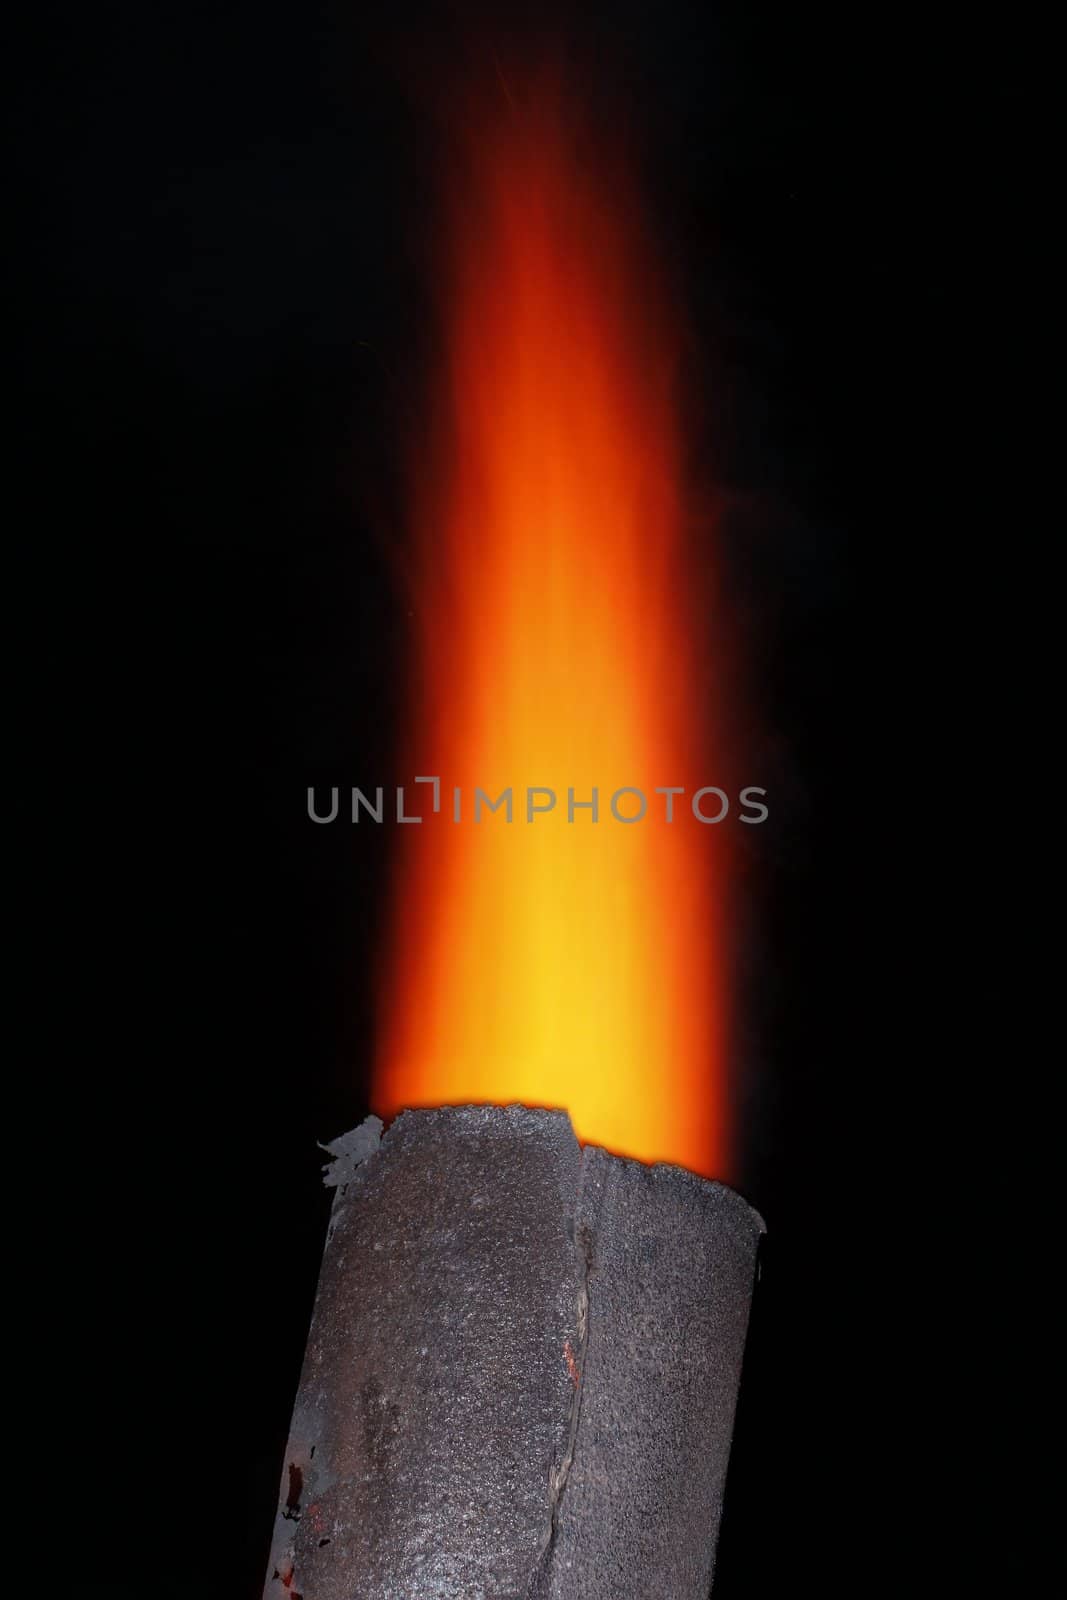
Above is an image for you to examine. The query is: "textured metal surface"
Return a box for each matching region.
[532,1147,764,1599]
[263,1106,584,1600]
[264,1107,763,1600]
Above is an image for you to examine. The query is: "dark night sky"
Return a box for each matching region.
[14,1,1023,1594]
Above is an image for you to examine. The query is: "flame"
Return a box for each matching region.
[373,81,728,1176]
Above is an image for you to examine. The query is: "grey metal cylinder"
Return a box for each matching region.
[264,1105,763,1600]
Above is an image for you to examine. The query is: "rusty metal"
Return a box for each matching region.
[264,1106,763,1599]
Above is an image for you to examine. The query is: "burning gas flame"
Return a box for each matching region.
[373,79,729,1176]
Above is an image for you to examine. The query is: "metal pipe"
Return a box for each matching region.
[264,1105,763,1599]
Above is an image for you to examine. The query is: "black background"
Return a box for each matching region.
[15,1,1016,1593]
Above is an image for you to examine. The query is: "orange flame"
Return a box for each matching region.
[373,80,729,1177]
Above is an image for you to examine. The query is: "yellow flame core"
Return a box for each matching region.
[373,91,727,1176]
